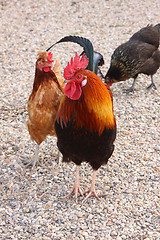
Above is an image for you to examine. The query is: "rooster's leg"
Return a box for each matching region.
[26,144,39,169]
[65,165,83,203]
[82,170,101,203]
[147,75,157,89]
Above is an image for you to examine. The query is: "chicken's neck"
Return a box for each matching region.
[33,68,61,93]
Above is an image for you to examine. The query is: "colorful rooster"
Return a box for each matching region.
[55,52,116,202]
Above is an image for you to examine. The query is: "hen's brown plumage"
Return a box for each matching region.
[105,24,160,92]
[26,51,64,168]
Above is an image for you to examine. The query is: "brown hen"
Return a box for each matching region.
[26,51,64,168]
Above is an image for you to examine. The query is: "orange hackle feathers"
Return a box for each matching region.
[57,69,115,136]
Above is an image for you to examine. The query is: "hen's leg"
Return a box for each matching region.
[126,77,137,93]
[147,75,157,89]
[57,150,62,165]
[26,144,39,169]
[65,165,83,203]
[82,170,101,203]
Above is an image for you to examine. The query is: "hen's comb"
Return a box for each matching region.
[47,52,54,63]
[64,52,89,80]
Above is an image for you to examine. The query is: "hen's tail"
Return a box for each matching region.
[153,24,160,37]
[130,24,160,48]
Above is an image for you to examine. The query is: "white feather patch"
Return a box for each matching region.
[81,79,87,87]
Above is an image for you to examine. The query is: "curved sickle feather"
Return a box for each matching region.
[46,35,94,72]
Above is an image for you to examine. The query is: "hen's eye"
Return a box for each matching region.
[77,75,81,79]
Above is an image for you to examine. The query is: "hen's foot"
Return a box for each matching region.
[125,87,135,93]
[25,144,39,170]
[147,82,157,90]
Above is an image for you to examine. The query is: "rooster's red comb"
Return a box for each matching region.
[64,52,89,80]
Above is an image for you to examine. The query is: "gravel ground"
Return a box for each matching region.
[0,0,160,239]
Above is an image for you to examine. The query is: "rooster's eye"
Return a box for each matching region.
[76,74,83,80]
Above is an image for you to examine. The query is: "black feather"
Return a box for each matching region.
[47,35,94,71]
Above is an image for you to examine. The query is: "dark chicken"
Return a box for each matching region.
[105,24,160,92]
[55,52,116,203]
[81,50,105,80]
[27,51,64,168]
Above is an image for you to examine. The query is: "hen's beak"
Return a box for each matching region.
[105,77,113,86]
[47,61,54,69]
